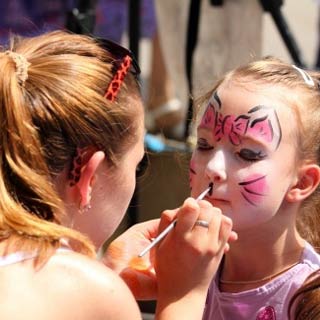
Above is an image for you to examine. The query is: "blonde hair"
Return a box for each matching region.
[0,30,141,263]
[194,57,320,248]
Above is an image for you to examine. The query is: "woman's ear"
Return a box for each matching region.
[77,151,105,208]
[68,150,105,208]
[286,163,320,202]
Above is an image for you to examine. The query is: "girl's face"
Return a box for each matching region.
[190,82,299,231]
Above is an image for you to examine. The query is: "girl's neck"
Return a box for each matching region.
[219,226,305,293]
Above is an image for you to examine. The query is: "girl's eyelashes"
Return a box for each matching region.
[196,138,266,163]
[196,138,214,151]
[237,148,267,162]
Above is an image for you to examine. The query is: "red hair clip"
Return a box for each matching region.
[104,55,132,101]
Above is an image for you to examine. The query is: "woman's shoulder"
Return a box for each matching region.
[0,249,141,320]
[40,250,142,319]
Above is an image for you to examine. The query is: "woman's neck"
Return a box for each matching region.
[219,224,305,292]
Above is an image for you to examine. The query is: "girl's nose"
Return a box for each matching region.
[205,149,227,183]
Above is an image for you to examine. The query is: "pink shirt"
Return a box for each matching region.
[203,242,320,320]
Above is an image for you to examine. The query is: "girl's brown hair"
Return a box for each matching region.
[288,270,320,319]
[0,30,141,263]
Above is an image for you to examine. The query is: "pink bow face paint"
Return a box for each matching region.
[191,83,299,230]
[199,91,282,150]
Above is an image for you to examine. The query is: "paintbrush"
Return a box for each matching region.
[138,185,212,257]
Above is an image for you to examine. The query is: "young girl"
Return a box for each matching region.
[188,57,320,319]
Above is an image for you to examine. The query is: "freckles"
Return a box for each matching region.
[238,174,269,206]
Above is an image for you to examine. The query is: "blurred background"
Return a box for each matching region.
[0,1,318,318]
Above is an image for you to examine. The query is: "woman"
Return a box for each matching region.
[0,30,235,319]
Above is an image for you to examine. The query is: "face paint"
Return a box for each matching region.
[200,92,282,150]
[192,83,299,231]
[238,174,268,206]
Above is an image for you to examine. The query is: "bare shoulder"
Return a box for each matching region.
[46,250,142,319]
[32,250,142,320]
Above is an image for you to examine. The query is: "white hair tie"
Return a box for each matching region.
[292,65,314,87]
[5,51,30,86]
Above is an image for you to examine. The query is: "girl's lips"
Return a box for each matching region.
[207,197,228,204]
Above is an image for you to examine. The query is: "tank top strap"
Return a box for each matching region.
[0,251,38,267]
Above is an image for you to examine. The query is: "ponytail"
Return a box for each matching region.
[0,48,96,263]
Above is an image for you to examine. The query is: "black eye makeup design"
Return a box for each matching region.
[196,138,214,151]
[237,148,267,162]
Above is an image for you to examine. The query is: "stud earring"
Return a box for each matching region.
[79,203,92,214]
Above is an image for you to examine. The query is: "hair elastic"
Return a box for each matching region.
[104,55,132,101]
[5,51,30,86]
[292,65,315,87]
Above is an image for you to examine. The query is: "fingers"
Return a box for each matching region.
[229,231,238,242]
[158,208,178,233]
[157,198,237,257]
[132,218,161,239]
[175,198,201,234]
[214,215,233,255]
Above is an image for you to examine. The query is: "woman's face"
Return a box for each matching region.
[190,81,299,231]
[73,100,145,248]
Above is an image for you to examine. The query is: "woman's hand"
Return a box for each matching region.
[155,198,237,318]
[103,198,237,307]
[102,219,161,300]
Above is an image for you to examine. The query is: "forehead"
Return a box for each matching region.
[198,81,297,144]
[216,81,289,115]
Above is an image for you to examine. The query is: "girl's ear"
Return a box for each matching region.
[68,150,105,208]
[286,164,320,202]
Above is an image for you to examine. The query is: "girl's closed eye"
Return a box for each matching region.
[196,138,214,151]
[237,148,267,162]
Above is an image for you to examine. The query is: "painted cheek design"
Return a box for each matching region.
[238,174,268,206]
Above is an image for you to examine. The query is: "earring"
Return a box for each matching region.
[79,190,92,214]
[79,203,92,214]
